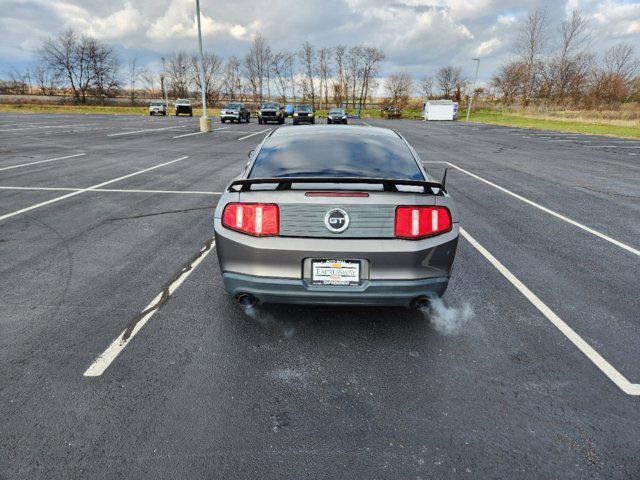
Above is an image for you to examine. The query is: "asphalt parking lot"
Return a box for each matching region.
[1,112,639,479]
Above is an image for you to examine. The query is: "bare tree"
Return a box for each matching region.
[271,51,293,104]
[491,61,527,102]
[332,45,347,106]
[32,62,59,95]
[436,66,461,98]
[346,46,363,108]
[541,10,592,101]
[359,47,385,108]
[516,8,549,103]
[223,56,242,100]
[418,76,434,99]
[385,73,413,106]
[603,44,639,83]
[191,52,223,105]
[88,39,120,101]
[128,57,141,104]
[40,29,94,103]
[166,51,191,98]
[318,47,332,109]
[299,41,317,108]
[244,34,271,103]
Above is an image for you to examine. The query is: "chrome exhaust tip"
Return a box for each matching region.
[237,293,257,308]
[412,296,432,312]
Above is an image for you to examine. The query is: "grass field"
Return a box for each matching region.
[467,109,640,139]
[1,103,638,138]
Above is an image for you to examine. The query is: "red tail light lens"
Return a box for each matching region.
[222,203,279,236]
[395,206,452,239]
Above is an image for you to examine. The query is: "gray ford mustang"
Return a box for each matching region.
[214,125,459,308]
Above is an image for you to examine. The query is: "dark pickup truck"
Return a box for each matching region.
[258,102,285,124]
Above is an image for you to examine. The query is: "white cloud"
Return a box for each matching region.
[474,37,503,57]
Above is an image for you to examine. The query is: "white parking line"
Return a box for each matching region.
[362,121,373,127]
[0,153,86,172]
[108,125,188,137]
[0,156,189,223]
[461,227,640,396]
[172,127,229,139]
[584,145,640,149]
[0,186,221,195]
[173,131,205,139]
[237,129,271,141]
[83,239,215,377]
[442,162,640,257]
[0,123,101,132]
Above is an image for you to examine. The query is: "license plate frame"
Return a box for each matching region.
[311,259,361,286]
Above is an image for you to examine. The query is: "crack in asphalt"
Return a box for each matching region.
[121,236,215,341]
[100,205,215,222]
[575,185,640,199]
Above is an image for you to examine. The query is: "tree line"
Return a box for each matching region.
[491,9,640,105]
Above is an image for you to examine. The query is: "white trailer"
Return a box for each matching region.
[423,100,458,121]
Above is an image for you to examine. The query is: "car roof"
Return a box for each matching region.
[270,125,400,139]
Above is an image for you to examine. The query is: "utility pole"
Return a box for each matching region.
[161,57,169,108]
[466,58,480,122]
[195,0,211,132]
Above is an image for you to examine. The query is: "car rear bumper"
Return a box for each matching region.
[214,220,458,305]
[221,272,449,306]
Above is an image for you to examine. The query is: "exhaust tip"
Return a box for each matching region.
[237,293,257,308]
[412,296,432,312]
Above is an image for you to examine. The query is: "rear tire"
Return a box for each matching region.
[293,120,299,125]
[221,118,226,123]
[246,115,250,123]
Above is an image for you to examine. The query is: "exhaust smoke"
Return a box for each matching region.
[241,304,297,338]
[419,295,474,336]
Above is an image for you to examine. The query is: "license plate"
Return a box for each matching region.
[312,259,360,286]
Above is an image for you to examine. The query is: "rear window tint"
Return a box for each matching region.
[249,134,424,180]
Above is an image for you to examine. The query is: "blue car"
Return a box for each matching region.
[284,104,294,117]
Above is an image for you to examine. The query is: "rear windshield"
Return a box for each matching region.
[262,103,279,109]
[151,102,164,106]
[330,109,344,114]
[296,105,312,112]
[225,103,241,109]
[249,133,424,180]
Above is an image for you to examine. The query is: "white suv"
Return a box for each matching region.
[149,101,167,116]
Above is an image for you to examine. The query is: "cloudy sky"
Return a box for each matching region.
[1,0,639,84]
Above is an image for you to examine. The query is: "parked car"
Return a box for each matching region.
[327,108,348,124]
[214,125,459,309]
[149,101,167,116]
[221,102,250,123]
[293,104,315,125]
[284,104,294,117]
[258,102,285,124]
[175,99,193,116]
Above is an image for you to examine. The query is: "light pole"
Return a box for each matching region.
[465,57,480,122]
[195,0,211,132]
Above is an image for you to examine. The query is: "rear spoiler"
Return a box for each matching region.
[227,177,446,195]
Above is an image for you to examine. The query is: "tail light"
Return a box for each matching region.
[222,203,279,236]
[395,206,452,239]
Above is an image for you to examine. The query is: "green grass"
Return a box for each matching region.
[467,109,640,139]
